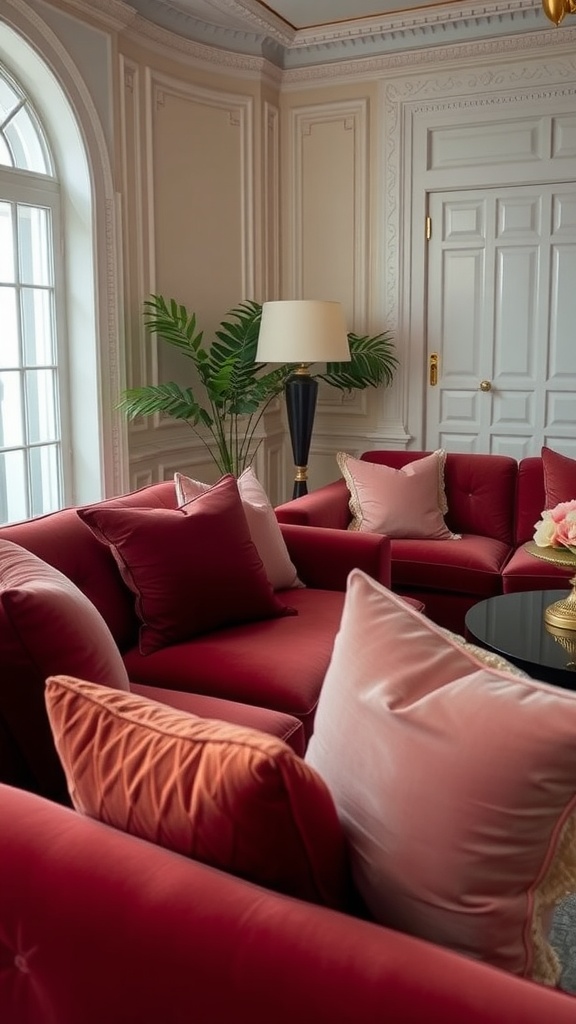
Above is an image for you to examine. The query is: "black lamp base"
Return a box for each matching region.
[285,370,318,500]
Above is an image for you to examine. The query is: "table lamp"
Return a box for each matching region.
[256,300,350,498]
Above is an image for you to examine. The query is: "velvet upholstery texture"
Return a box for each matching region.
[129,684,306,757]
[306,569,576,984]
[275,451,522,633]
[337,449,458,539]
[175,467,302,590]
[0,539,129,802]
[78,475,293,655]
[4,786,576,1024]
[0,482,180,651]
[542,446,576,508]
[45,675,350,907]
[124,587,347,740]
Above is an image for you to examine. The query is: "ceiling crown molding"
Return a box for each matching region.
[81,0,553,69]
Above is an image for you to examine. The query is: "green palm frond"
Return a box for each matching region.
[119,296,398,477]
[118,382,210,426]
[142,295,204,358]
[319,331,398,391]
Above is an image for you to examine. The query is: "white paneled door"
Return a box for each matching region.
[425,184,576,459]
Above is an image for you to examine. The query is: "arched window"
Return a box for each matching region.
[0,63,66,525]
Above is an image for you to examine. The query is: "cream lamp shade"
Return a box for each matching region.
[256,300,350,499]
[256,300,350,364]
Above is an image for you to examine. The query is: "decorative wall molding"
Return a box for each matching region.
[378,50,576,448]
[119,55,148,409]
[145,68,255,309]
[262,100,280,299]
[288,99,368,315]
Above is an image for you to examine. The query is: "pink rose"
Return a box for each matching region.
[550,499,576,522]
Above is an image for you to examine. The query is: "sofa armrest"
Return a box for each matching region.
[275,479,351,529]
[2,785,575,1024]
[280,522,391,590]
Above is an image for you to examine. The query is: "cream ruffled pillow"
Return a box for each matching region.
[175,466,303,590]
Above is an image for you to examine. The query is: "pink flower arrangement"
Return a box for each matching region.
[533,500,576,556]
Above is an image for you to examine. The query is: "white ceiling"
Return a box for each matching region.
[126,1,560,69]
[226,1,457,31]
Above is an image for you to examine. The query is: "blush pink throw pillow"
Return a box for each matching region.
[306,569,576,984]
[336,450,459,539]
[174,467,302,590]
[77,475,293,655]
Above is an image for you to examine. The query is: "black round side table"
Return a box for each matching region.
[465,590,576,690]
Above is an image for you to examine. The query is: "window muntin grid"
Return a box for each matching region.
[0,68,52,175]
[0,64,62,525]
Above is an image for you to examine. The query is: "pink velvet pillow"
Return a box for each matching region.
[542,446,576,508]
[45,674,350,908]
[175,467,302,590]
[77,475,293,655]
[306,569,576,985]
[336,450,459,539]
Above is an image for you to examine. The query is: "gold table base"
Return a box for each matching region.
[524,541,576,632]
[544,576,576,631]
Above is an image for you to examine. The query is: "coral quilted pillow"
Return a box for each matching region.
[306,568,576,985]
[175,466,302,590]
[336,449,459,539]
[45,674,350,908]
[542,446,576,508]
[0,539,129,801]
[78,474,294,655]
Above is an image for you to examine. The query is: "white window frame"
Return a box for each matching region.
[0,167,71,524]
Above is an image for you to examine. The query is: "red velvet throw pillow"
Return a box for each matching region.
[77,475,294,655]
[0,539,129,800]
[542,446,576,509]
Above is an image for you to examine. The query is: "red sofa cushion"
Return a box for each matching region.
[123,587,346,740]
[45,675,350,908]
[390,535,511,599]
[78,475,294,655]
[129,684,306,757]
[502,544,573,594]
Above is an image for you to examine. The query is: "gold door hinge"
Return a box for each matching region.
[426,216,432,240]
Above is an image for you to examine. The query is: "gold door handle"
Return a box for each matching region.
[479,380,492,392]
[429,353,438,386]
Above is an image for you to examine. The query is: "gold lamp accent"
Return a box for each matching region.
[542,0,576,25]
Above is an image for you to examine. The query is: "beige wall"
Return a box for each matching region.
[5,0,575,502]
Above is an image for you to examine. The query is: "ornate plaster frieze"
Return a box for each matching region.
[76,0,563,72]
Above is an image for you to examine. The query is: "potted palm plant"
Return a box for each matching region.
[119,295,398,477]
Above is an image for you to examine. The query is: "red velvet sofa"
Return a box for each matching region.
[275,451,572,635]
[2,781,576,1024]
[2,478,576,1022]
[0,479,391,803]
